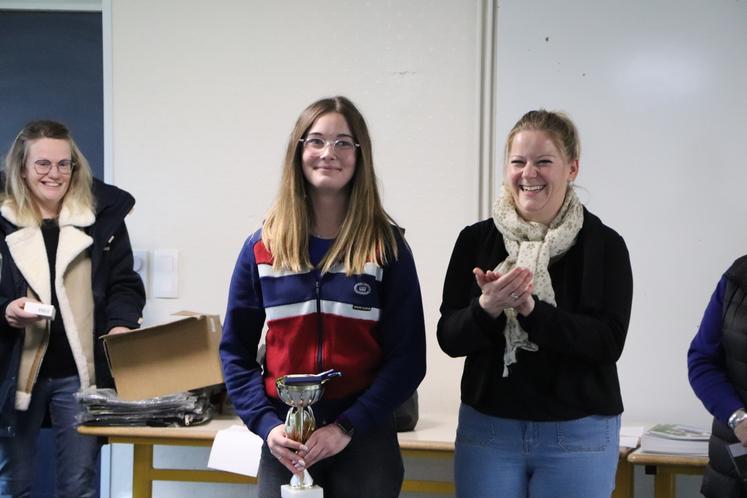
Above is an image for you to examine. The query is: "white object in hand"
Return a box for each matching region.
[23,302,56,320]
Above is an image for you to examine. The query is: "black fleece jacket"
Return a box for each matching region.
[437,208,633,420]
[0,179,145,426]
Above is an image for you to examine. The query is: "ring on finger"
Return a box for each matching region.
[510,292,520,300]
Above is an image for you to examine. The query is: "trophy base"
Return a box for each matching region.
[281,484,323,497]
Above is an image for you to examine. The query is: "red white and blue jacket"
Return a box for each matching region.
[220,228,426,441]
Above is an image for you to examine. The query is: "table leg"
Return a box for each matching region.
[654,467,676,498]
[612,457,634,498]
[132,443,154,498]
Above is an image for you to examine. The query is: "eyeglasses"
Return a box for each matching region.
[299,137,360,154]
[32,159,75,176]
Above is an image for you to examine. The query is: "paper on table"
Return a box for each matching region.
[208,425,264,477]
[620,425,645,448]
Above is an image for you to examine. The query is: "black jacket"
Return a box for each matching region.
[0,179,145,437]
[437,208,632,420]
[701,256,747,498]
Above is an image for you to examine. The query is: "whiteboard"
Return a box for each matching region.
[496,0,747,427]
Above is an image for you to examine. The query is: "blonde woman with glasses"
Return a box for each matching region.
[220,96,426,498]
[0,120,145,497]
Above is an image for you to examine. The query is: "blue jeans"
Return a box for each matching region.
[256,416,403,498]
[0,376,101,498]
[454,403,620,498]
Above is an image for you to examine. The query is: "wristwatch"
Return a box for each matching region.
[334,417,355,437]
[728,408,747,431]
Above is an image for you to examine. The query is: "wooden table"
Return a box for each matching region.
[615,447,636,498]
[394,413,458,494]
[80,414,459,497]
[81,417,253,497]
[627,449,708,498]
[80,415,635,498]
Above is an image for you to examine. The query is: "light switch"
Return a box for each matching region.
[153,249,179,298]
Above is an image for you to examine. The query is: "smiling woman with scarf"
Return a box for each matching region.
[437,110,633,498]
[0,120,145,498]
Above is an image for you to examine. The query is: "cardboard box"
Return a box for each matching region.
[102,311,224,400]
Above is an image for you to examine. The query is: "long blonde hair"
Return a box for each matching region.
[2,120,94,226]
[262,96,398,275]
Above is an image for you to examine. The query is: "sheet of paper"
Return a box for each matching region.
[208,424,263,477]
[620,425,645,448]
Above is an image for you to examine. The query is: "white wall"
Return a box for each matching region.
[110,0,485,430]
[109,2,488,495]
[112,0,488,432]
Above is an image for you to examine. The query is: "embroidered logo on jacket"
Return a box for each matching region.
[353,282,371,296]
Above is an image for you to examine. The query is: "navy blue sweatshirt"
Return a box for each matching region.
[220,230,427,441]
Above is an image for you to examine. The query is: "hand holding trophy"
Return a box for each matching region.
[276,369,342,497]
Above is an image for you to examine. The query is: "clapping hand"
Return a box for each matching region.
[473,267,535,317]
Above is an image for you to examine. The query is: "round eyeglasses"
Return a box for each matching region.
[32,159,75,176]
[299,137,360,154]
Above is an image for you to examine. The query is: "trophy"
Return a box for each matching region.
[276,369,342,498]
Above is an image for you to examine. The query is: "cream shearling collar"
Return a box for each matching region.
[1,199,95,228]
[3,198,97,408]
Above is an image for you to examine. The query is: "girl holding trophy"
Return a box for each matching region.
[220,96,426,498]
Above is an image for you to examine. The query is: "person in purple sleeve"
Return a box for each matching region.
[689,256,747,497]
[438,110,633,498]
[219,96,426,498]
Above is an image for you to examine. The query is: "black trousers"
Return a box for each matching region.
[257,416,403,498]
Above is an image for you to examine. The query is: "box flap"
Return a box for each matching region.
[102,313,224,400]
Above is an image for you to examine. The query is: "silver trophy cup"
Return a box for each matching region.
[275,370,341,497]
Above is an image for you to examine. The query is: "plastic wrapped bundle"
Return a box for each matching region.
[74,388,213,427]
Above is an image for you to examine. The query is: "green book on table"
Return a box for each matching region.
[640,424,710,455]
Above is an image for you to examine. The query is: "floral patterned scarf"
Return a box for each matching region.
[492,184,584,377]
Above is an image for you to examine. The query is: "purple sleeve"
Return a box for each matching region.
[688,276,743,424]
[219,232,284,441]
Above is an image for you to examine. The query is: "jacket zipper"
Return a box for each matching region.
[315,279,323,372]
